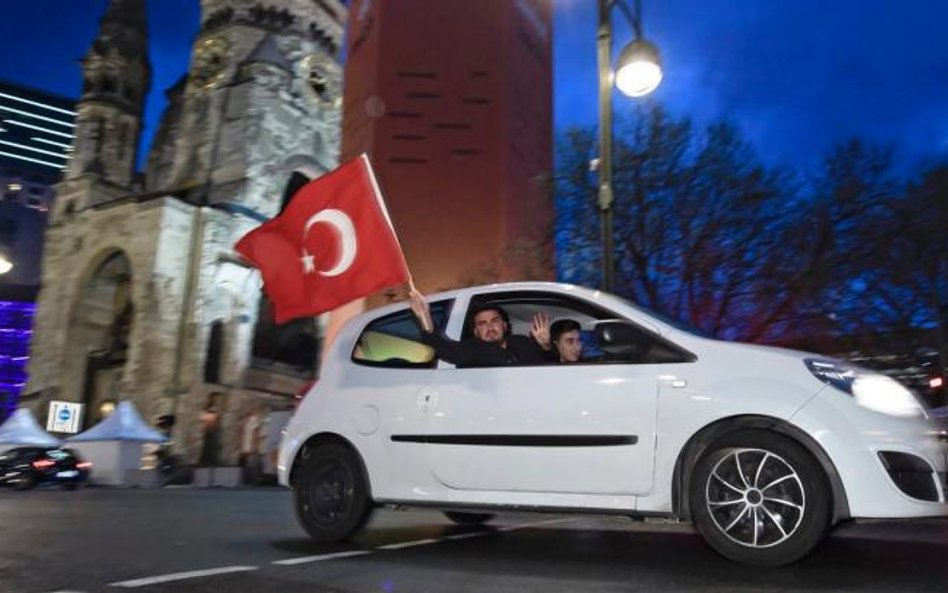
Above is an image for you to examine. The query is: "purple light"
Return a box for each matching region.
[0,300,35,422]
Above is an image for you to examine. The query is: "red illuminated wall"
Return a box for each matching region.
[341,0,554,294]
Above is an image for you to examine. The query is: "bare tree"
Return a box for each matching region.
[555,107,917,345]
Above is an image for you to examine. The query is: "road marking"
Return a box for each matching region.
[273,550,372,565]
[442,531,490,540]
[108,566,258,588]
[377,537,440,550]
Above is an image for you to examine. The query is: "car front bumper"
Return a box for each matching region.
[792,392,948,519]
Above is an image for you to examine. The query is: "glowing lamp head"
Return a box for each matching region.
[615,38,663,97]
[0,255,12,275]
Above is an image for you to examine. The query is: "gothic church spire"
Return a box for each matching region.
[66,0,151,189]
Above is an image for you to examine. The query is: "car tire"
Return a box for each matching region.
[294,443,372,542]
[689,430,830,566]
[444,511,495,526]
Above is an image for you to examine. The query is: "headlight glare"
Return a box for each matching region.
[805,358,925,418]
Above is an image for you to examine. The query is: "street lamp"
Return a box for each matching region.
[597,0,663,292]
[0,253,13,275]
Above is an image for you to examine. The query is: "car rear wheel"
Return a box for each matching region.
[294,443,372,542]
[690,430,830,566]
[444,511,495,526]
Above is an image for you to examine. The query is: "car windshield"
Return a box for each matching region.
[613,296,715,339]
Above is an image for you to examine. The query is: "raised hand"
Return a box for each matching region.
[530,311,551,350]
[408,289,434,333]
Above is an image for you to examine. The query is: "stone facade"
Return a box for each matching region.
[26,0,345,464]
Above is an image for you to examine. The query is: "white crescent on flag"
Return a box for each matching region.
[300,209,358,277]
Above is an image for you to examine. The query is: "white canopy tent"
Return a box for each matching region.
[0,408,61,452]
[67,401,168,485]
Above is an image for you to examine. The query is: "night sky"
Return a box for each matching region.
[2,0,947,174]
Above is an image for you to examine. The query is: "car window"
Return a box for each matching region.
[352,299,453,368]
[46,449,73,461]
[465,290,694,366]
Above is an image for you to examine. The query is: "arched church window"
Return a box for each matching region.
[204,320,225,384]
[280,172,311,214]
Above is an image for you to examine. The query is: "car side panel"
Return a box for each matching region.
[426,363,660,496]
[635,348,826,514]
[281,368,445,502]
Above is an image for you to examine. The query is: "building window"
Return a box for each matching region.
[204,320,225,384]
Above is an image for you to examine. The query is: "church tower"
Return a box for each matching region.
[68,0,150,191]
[28,0,346,464]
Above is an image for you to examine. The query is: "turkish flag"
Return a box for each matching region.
[235,154,410,323]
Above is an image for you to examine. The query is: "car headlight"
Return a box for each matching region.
[805,358,926,418]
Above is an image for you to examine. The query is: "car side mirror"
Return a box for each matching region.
[594,321,653,359]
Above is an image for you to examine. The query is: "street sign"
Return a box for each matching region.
[47,401,83,434]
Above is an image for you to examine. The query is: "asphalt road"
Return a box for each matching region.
[0,488,945,593]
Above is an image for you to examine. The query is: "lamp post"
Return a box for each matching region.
[597,0,662,292]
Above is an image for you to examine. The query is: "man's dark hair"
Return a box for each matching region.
[551,319,581,342]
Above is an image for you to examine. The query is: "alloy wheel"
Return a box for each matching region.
[705,448,806,548]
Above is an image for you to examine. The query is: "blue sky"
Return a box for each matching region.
[2,0,947,174]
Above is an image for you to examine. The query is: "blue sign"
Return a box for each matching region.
[58,407,72,422]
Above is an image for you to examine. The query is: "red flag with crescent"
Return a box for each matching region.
[235,154,410,323]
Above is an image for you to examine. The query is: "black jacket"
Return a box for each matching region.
[420,330,549,368]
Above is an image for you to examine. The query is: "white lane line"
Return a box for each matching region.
[377,538,440,550]
[273,550,372,566]
[108,566,258,588]
[496,517,576,532]
[442,531,490,541]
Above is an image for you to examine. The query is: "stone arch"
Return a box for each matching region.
[61,248,135,428]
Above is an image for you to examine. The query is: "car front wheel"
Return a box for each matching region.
[294,443,372,542]
[690,430,830,566]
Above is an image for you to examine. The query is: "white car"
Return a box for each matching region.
[279,282,948,565]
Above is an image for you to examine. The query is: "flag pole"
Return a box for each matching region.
[359,153,417,294]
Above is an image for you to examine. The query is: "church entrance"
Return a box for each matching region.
[65,251,134,429]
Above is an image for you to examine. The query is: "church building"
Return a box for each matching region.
[25,0,346,463]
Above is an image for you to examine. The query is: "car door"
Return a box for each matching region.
[347,300,452,498]
[423,291,689,497]
[427,363,658,495]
